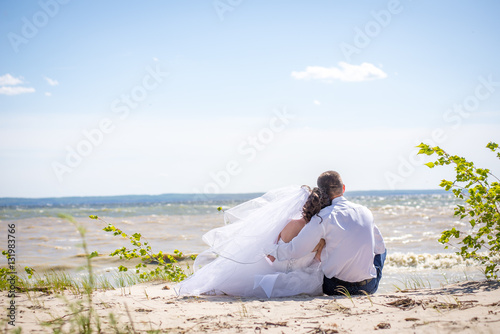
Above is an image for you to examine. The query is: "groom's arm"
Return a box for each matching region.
[266,215,325,261]
[373,224,386,255]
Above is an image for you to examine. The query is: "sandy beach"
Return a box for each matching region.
[4,279,500,333]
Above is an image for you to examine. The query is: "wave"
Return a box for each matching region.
[386,252,486,269]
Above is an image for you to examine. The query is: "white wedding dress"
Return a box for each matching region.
[175,186,324,298]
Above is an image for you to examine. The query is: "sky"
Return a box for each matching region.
[1,0,500,198]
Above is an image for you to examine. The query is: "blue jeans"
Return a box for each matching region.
[322,250,387,295]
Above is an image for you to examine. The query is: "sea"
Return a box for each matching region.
[0,189,484,294]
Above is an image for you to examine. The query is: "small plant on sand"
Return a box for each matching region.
[361,290,374,306]
[0,250,35,293]
[90,215,195,282]
[417,142,500,279]
[335,286,355,307]
[393,275,431,291]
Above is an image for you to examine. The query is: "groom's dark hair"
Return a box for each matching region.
[317,171,343,199]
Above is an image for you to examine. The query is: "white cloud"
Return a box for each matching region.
[44,77,59,86]
[0,86,36,95]
[313,100,321,105]
[0,73,35,95]
[153,57,159,62]
[291,62,387,82]
[0,74,23,86]
[45,92,52,97]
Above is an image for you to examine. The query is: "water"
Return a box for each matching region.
[0,190,483,293]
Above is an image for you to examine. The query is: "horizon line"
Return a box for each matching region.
[0,188,446,201]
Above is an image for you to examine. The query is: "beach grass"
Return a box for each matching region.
[393,275,432,291]
[335,286,356,306]
[0,267,184,296]
[0,251,196,296]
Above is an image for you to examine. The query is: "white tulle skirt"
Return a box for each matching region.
[175,186,324,298]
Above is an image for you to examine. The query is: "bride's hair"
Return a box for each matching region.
[302,186,331,223]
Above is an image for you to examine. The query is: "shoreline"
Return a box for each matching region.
[4,279,500,333]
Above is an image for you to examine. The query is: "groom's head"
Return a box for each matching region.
[317,171,344,199]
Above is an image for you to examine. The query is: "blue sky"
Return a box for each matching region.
[1,0,499,197]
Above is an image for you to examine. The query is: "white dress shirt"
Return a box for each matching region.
[267,196,386,283]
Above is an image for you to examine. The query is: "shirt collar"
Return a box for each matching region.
[331,196,346,205]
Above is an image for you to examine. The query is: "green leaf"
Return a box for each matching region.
[424,162,435,168]
[486,142,499,151]
[24,266,35,278]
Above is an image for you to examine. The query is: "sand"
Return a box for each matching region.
[4,280,500,333]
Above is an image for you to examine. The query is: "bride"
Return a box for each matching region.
[175,185,331,298]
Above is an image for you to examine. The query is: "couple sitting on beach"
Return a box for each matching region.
[177,171,387,298]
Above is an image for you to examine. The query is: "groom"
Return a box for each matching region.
[267,171,387,295]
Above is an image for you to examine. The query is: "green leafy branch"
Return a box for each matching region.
[417,142,500,279]
[89,215,192,282]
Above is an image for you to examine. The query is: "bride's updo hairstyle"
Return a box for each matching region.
[317,171,344,199]
[302,186,331,223]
